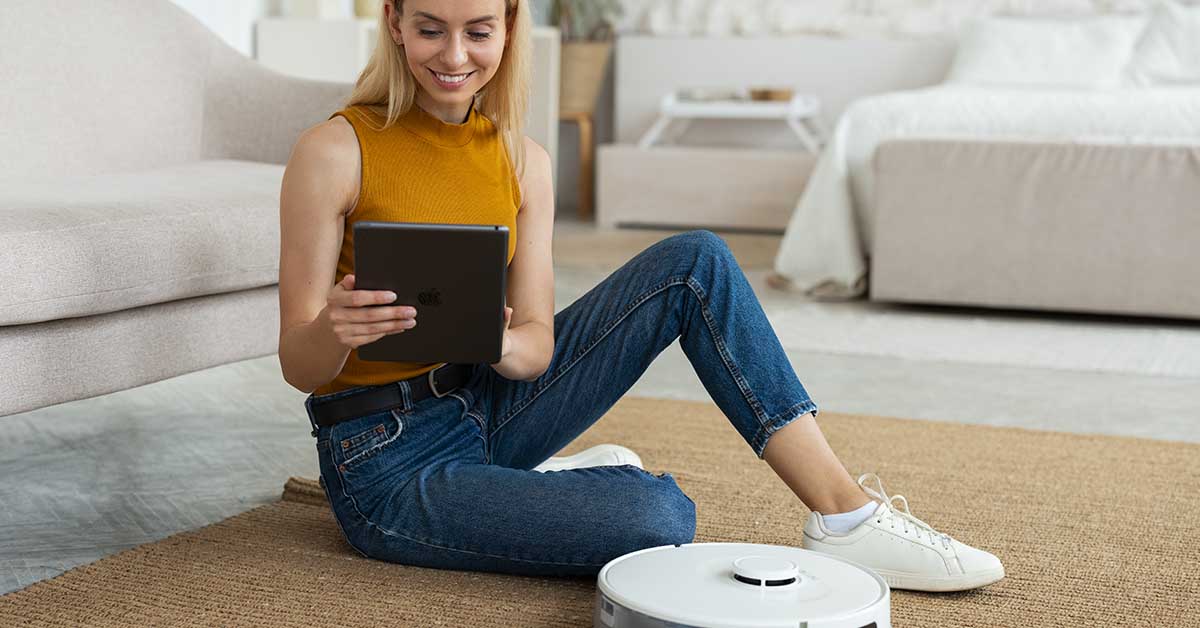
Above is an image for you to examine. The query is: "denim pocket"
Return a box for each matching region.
[333,409,405,475]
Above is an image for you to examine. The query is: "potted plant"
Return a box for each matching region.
[550,0,623,115]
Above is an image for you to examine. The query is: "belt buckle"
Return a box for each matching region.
[427,365,449,399]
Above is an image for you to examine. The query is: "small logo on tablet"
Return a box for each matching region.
[418,289,442,306]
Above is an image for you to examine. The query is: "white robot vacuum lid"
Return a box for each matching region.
[594,542,890,628]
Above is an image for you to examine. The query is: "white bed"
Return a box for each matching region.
[772,85,1200,298]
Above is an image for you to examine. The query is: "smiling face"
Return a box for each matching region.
[385,0,510,123]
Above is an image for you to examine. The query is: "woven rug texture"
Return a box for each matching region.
[2,396,1197,627]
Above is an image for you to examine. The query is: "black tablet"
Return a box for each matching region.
[352,221,508,364]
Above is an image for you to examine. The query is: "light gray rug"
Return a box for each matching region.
[553,264,1200,379]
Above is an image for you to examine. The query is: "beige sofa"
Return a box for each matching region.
[0,0,352,416]
[869,139,1200,319]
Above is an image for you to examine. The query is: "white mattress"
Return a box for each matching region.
[773,85,1200,298]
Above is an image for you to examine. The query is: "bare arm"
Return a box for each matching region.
[490,137,556,382]
[277,119,359,393]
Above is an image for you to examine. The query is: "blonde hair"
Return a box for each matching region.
[346,0,531,177]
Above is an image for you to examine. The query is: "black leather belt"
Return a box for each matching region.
[311,363,474,429]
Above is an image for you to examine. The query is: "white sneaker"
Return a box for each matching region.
[531,444,644,473]
[801,473,1005,592]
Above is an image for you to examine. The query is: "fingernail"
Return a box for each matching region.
[386,292,397,300]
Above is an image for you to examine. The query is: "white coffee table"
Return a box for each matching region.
[637,92,826,153]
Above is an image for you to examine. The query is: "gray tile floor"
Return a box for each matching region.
[3,216,1198,595]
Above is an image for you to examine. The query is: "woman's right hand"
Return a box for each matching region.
[320,274,418,350]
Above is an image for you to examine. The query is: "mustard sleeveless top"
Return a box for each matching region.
[313,103,521,396]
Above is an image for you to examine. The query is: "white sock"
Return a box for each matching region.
[820,500,878,534]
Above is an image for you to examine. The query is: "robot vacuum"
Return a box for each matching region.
[593,543,890,628]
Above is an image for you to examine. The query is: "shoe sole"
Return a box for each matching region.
[533,445,643,472]
[872,566,1006,592]
[802,533,1006,593]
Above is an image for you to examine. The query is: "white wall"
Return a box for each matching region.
[168,0,273,57]
[613,35,956,147]
[615,0,1186,38]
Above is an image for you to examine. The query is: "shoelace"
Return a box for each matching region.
[857,473,952,550]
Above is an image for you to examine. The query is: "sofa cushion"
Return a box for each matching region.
[1,160,284,326]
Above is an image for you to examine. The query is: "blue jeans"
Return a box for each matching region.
[304,230,818,578]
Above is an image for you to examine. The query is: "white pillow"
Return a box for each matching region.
[1125,1,1200,86]
[946,15,1148,89]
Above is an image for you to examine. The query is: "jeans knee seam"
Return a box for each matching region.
[491,276,691,437]
[684,275,769,425]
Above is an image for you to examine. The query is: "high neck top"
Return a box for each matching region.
[396,103,480,147]
[313,102,521,396]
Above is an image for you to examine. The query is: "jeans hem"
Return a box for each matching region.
[752,399,820,460]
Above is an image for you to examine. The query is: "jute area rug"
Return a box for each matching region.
[2,397,1197,627]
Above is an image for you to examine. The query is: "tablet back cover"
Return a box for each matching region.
[352,221,507,365]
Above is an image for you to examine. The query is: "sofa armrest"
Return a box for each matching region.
[201,46,354,166]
